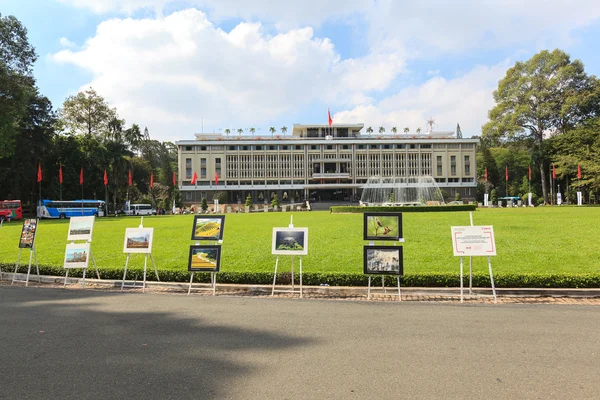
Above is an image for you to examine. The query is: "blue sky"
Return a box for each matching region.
[3,0,600,142]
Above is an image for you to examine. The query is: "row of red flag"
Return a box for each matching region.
[189,172,218,185]
[484,164,583,182]
[37,164,178,189]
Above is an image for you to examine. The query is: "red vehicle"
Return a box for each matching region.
[0,200,23,221]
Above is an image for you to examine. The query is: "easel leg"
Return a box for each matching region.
[188,272,194,295]
[368,276,372,299]
[382,275,386,294]
[488,256,497,304]
[150,253,160,281]
[299,257,303,299]
[211,272,216,296]
[291,257,295,291]
[397,276,402,302]
[25,248,33,287]
[34,248,40,283]
[121,254,130,291]
[142,254,148,293]
[82,268,86,288]
[12,249,23,285]
[271,256,279,296]
[469,256,473,295]
[91,250,100,279]
[64,268,69,287]
[460,256,464,303]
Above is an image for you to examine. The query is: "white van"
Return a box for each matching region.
[125,204,156,216]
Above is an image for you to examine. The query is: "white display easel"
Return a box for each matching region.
[64,242,100,288]
[188,239,221,295]
[11,245,41,287]
[456,212,497,303]
[271,216,303,298]
[366,241,403,301]
[121,218,160,292]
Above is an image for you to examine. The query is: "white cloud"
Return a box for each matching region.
[334,62,509,137]
[51,9,404,141]
[59,37,76,48]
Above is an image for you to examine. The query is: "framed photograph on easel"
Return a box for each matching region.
[191,215,225,241]
[363,246,403,275]
[67,216,95,242]
[188,245,221,272]
[123,228,154,253]
[19,218,38,248]
[272,227,308,255]
[363,213,402,241]
[63,243,91,269]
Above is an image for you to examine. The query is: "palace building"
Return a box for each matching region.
[175,122,478,205]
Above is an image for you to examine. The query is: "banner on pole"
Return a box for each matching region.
[528,193,533,207]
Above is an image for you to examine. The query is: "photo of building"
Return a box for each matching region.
[176,122,477,206]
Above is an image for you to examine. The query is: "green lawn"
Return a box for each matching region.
[1,207,599,279]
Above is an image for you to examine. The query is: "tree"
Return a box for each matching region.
[237,128,243,136]
[366,127,373,134]
[391,127,397,134]
[0,14,38,159]
[269,126,276,136]
[482,49,600,203]
[416,127,422,134]
[201,197,208,212]
[403,127,409,134]
[378,127,385,134]
[249,127,255,136]
[281,126,287,135]
[271,193,279,209]
[124,124,143,154]
[59,87,117,137]
[455,192,461,202]
[245,194,253,208]
[224,128,230,136]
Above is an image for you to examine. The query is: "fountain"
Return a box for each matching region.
[359,176,445,206]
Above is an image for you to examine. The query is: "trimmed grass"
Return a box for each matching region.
[1,207,599,281]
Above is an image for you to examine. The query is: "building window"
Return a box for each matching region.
[465,188,471,196]
[294,145,302,150]
[383,144,392,149]
[185,158,192,179]
[228,146,237,150]
[357,145,365,149]
[310,145,319,150]
[369,144,379,149]
[199,146,207,151]
[450,155,456,175]
[464,155,471,175]
[254,146,263,151]
[326,145,334,150]
[436,156,442,175]
[184,192,193,200]
[410,144,418,149]
[201,158,206,178]
[421,144,432,149]
[342,145,350,150]
[268,145,277,150]
[242,146,250,151]
[396,144,406,149]
[185,146,193,151]
[281,145,289,150]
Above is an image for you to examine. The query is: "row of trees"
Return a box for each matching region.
[224,127,288,136]
[0,14,178,212]
[478,49,600,204]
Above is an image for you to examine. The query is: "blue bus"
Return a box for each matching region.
[38,200,106,219]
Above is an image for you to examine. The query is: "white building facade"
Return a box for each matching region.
[176,123,478,205]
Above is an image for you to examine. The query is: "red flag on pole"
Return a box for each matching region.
[172,171,177,187]
[552,164,556,179]
[528,165,532,181]
[484,167,488,182]
[328,108,333,126]
[79,168,84,185]
[150,172,154,189]
[128,170,132,186]
[505,165,508,181]
[37,163,42,183]
[215,172,219,186]
[59,165,63,184]
[191,171,197,185]
[103,169,108,186]
[578,164,582,179]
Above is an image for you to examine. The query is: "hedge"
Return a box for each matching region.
[330,204,477,213]
[4,263,599,288]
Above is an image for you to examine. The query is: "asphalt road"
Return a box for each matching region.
[1,287,599,399]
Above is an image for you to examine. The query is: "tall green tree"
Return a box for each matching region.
[483,49,600,203]
[0,14,38,159]
[58,87,117,137]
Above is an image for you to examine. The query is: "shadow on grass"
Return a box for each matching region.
[0,286,316,400]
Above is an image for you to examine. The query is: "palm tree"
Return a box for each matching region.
[124,124,142,154]
[237,128,243,136]
[366,127,373,135]
[403,127,409,134]
[106,117,125,143]
[416,127,422,134]
[391,127,397,134]
[378,127,385,134]
[250,127,255,136]
[224,129,230,136]
[281,126,287,135]
[269,127,276,136]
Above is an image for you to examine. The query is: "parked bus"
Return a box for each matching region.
[0,200,23,221]
[38,200,105,219]
[124,203,156,216]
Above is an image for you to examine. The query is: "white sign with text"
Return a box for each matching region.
[451,226,496,257]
